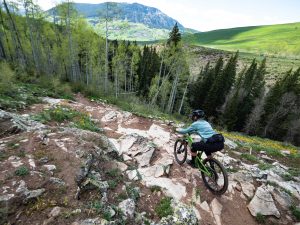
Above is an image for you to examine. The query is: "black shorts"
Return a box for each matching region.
[191,141,224,156]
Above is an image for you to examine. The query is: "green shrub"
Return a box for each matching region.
[34,106,79,123]
[255,213,266,223]
[0,151,8,161]
[155,197,173,218]
[281,173,293,181]
[38,77,73,99]
[241,153,259,163]
[258,163,273,170]
[15,166,29,176]
[106,168,121,178]
[102,209,113,221]
[90,200,103,214]
[290,205,300,221]
[0,62,16,95]
[265,148,283,157]
[34,106,101,132]
[117,192,127,202]
[73,114,101,132]
[108,180,117,189]
[150,185,162,193]
[126,185,140,201]
[288,168,300,177]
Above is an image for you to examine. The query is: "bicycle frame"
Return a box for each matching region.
[183,134,212,176]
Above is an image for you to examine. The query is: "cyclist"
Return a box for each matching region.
[176,109,224,168]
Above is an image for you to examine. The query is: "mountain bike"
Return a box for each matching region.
[174,133,228,195]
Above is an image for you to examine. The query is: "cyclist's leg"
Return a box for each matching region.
[187,143,198,167]
[188,142,206,167]
[204,142,224,157]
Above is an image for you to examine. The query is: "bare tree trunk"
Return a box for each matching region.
[85,52,88,85]
[24,0,40,73]
[0,37,5,59]
[115,68,118,98]
[67,0,76,82]
[0,27,5,59]
[157,47,166,87]
[129,57,133,92]
[124,64,127,92]
[104,2,109,94]
[89,54,93,86]
[3,0,27,68]
[0,5,12,60]
[167,69,179,113]
[178,76,190,114]
[150,63,175,106]
[53,26,67,80]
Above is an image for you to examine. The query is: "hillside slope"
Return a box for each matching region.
[184,22,300,56]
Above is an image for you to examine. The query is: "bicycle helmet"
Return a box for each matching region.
[191,109,205,120]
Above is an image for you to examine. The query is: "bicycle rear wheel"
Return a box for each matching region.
[200,158,228,195]
[174,139,188,165]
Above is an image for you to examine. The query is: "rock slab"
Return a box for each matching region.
[248,185,280,218]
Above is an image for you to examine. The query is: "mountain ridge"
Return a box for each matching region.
[47,2,189,31]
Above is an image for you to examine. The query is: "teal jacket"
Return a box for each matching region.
[178,119,216,142]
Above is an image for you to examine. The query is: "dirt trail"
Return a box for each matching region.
[1,94,298,225]
[73,94,263,225]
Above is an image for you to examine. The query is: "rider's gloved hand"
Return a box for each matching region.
[175,128,182,133]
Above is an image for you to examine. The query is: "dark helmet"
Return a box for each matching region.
[192,109,205,119]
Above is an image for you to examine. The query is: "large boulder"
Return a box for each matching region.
[232,171,255,198]
[60,128,116,154]
[0,110,45,138]
[247,185,280,218]
[147,124,171,148]
[112,133,156,167]
[144,177,186,201]
[272,190,292,210]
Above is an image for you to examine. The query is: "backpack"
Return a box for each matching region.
[206,133,225,144]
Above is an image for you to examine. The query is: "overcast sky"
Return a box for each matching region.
[36,0,300,31]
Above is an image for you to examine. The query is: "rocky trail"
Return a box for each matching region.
[0,94,300,225]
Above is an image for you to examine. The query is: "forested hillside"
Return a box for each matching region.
[0,1,300,146]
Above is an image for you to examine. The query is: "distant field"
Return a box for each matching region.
[184,22,300,57]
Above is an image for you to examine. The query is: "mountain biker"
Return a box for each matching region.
[176,109,224,168]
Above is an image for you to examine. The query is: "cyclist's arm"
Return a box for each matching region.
[177,123,196,134]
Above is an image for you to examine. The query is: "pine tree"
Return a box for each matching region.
[167,23,181,46]
[222,58,266,131]
[261,68,300,139]
[204,52,238,118]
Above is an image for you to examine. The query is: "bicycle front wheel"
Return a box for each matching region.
[174,139,188,165]
[200,158,228,195]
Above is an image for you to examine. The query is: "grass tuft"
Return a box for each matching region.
[34,106,101,132]
[241,153,259,163]
[255,213,266,224]
[290,205,300,221]
[15,166,29,176]
[155,197,173,218]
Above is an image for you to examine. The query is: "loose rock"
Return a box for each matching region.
[118,198,135,219]
[248,185,280,218]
